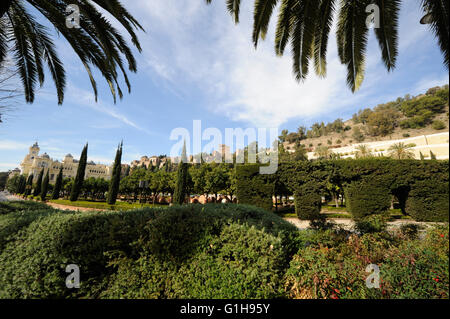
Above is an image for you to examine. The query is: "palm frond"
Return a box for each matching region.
[227,0,241,23]
[337,0,370,92]
[374,0,400,71]
[253,0,279,47]
[275,0,295,56]
[313,0,336,77]
[7,10,37,103]
[422,0,449,69]
[291,0,319,81]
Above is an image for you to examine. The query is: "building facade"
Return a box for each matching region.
[20,142,113,183]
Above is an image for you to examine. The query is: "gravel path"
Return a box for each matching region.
[45,202,106,212]
[0,191,23,202]
[283,217,442,231]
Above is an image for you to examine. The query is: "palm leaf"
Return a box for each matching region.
[422,0,449,69]
[314,0,336,77]
[275,0,295,56]
[291,0,319,81]
[374,0,400,71]
[337,0,370,92]
[253,0,279,47]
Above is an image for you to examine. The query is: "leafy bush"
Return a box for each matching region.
[236,165,274,211]
[0,209,159,298]
[0,201,50,215]
[285,226,449,299]
[103,223,288,298]
[294,186,322,221]
[406,180,449,222]
[345,180,391,220]
[0,204,299,299]
[432,120,446,130]
[354,214,389,234]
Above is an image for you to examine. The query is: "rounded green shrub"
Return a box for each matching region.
[345,180,391,220]
[406,180,449,222]
[0,204,299,299]
[294,191,322,220]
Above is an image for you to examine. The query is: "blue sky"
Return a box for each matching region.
[0,0,448,170]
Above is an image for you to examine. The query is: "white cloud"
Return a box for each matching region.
[0,140,29,151]
[0,163,19,170]
[124,0,386,128]
[65,83,157,136]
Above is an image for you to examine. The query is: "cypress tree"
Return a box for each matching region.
[52,166,63,200]
[430,151,437,160]
[18,175,26,194]
[419,152,425,161]
[173,141,188,205]
[33,169,44,197]
[107,142,123,205]
[123,165,130,177]
[40,170,49,201]
[25,174,33,196]
[70,143,88,202]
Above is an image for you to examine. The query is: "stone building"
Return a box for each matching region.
[131,155,168,170]
[20,142,113,183]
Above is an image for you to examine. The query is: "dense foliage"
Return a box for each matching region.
[0,203,297,299]
[235,165,274,211]
[406,180,449,222]
[238,159,449,222]
[107,143,123,205]
[0,201,447,299]
[70,144,88,202]
[285,226,449,299]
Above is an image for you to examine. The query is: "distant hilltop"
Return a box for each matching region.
[280,84,449,155]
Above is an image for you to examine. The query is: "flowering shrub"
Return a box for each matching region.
[285,226,449,299]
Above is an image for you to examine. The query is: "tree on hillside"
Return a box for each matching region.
[355,144,372,158]
[292,142,308,161]
[0,0,144,106]
[206,0,448,92]
[314,146,333,160]
[173,141,189,205]
[40,170,49,201]
[388,143,415,159]
[351,126,365,142]
[366,109,400,137]
[33,168,44,196]
[52,166,63,200]
[107,142,123,205]
[70,143,88,201]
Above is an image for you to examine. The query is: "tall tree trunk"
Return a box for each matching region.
[334,194,339,208]
[0,0,13,19]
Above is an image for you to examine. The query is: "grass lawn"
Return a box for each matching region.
[49,199,163,211]
[277,205,412,220]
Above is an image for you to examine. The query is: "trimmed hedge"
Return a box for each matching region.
[406,180,449,222]
[344,179,391,220]
[0,201,50,215]
[236,165,275,211]
[0,204,299,299]
[294,183,322,220]
[236,159,449,222]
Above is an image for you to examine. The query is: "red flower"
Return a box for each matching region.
[331,293,339,299]
[334,288,340,294]
[440,234,444,238]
